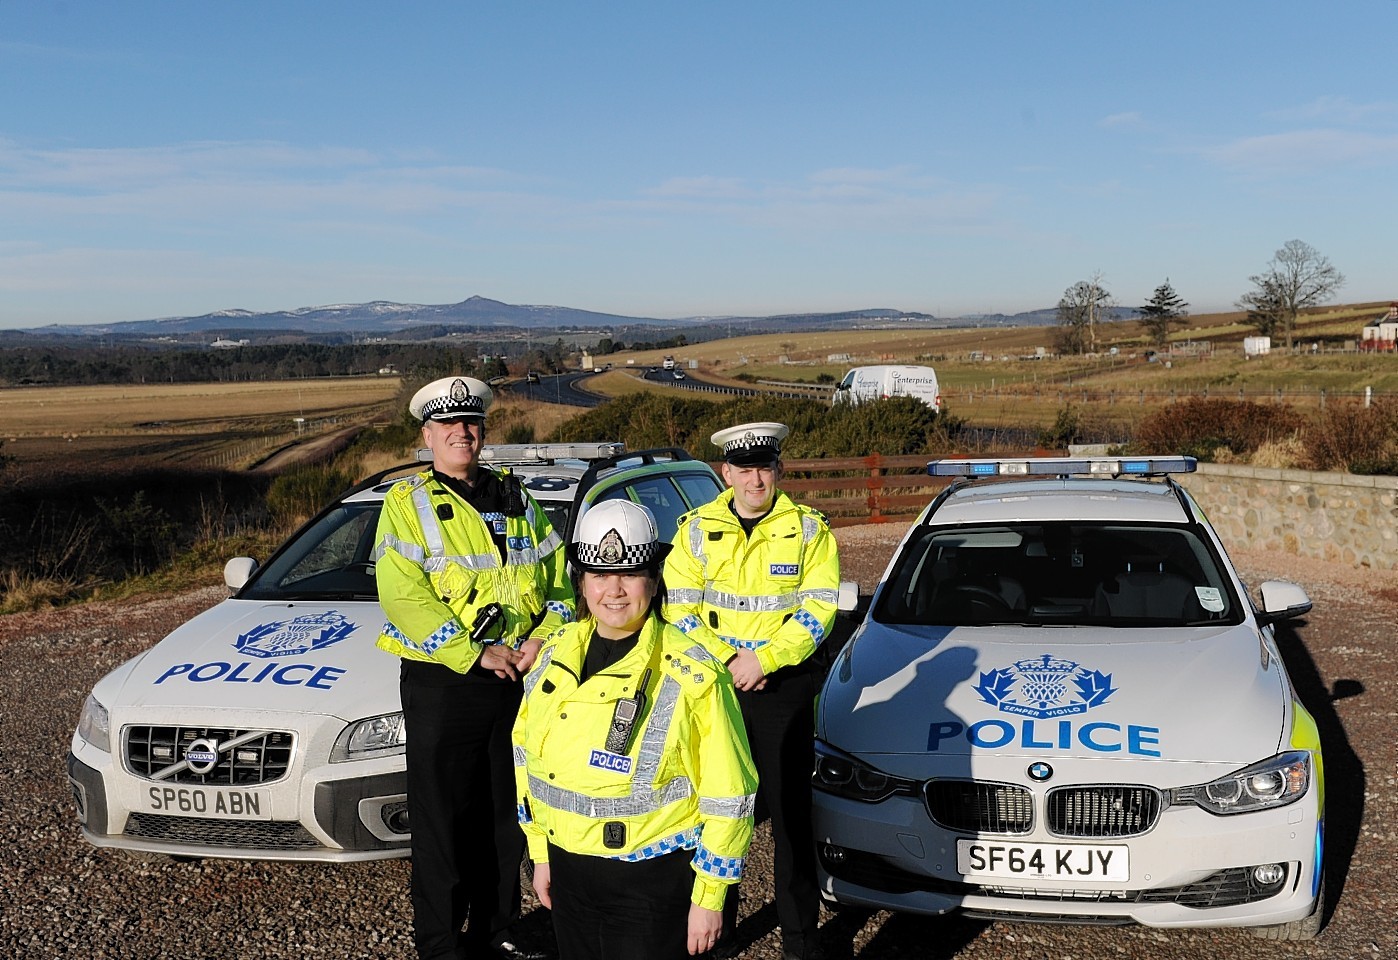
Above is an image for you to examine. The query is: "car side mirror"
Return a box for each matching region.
[837,580,859,612]
[224,557,259,593]
[1256,579,1312,625]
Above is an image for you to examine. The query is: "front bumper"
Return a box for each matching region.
[67,749,410,863]
[812,787,1322,930]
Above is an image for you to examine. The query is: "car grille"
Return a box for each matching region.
[1046,785,1162,837]
[123,813,321,850]
[124,725,294,785]
[924,780,1033,834]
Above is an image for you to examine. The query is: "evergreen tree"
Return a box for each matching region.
[1138,279,1189,348]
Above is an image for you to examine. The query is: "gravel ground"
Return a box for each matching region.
[1,524,1393,959]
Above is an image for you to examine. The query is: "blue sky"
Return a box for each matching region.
[3,1,1396,328]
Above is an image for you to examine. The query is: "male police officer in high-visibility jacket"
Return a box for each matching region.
[663,421,840,960]
[376,376,572,960]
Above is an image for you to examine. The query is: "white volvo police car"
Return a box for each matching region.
[813,456,1325,940]
[67,443,723,862]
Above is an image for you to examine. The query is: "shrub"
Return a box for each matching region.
[1130,398,1306,461]
[266,465,356,530]
[1301,401,1398,474]
[96,490,179,576]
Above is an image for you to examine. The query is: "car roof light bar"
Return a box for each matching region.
[482,442,626,463]
[927,456,1196,478]
[413,442,627,464]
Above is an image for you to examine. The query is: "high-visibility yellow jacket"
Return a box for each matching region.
[663,489,840,675]
[512,615,757,911]
[374,468,574,673]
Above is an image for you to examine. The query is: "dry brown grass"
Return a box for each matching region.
[0,376,402,439]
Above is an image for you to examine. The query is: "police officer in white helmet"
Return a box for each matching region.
[513,500,757,960]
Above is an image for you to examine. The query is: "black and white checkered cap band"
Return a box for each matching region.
[722,435,781,455]
[571,528,665,570]
[420,391,485,419]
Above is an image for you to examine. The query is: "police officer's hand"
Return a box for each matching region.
[687,903,722,956]
[516,637,542,674]
[726,648,767,691]
[479,644,524,680]
[530,861,552,910]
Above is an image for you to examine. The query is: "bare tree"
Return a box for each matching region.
[1138,279,1189,349]
[1054,273,1114,355]
[1237,240,1345,350]
[1238,274,1287,340]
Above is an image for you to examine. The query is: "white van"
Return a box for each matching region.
[832,365,941,411]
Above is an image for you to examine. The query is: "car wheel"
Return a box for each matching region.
[1249,869,1325,941]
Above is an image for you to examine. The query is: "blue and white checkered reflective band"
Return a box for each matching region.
[793,607,826,643]
[693,842,745,880]
[673,614,704,635]
[610,827,700,862]
[383,618,460,655]
[718,636,766,650]
[481,510,507,534]
[516,802,532,825]
[545,600,574,622]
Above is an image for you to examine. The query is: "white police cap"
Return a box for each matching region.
[569,500,671,573]
[409,376,493,421]
[711,421,789,466]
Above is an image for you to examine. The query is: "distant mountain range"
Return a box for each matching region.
[7,295,1137,345]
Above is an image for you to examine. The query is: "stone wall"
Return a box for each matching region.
[1179,463,1398,570]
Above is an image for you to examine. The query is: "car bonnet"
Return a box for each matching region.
[820,622,1288,766]
[106,599,398,718]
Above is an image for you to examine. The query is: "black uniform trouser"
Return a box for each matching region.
[401,661,526,960]
[722,664,819,952]
[548,843,692,960]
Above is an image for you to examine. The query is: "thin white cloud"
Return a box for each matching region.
[634,166,1001,233]
[1266,96,1398,126]
[1204,128,1398,174]
[1100,111,1144,129]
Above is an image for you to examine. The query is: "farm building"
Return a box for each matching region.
[1359,303,1398,352]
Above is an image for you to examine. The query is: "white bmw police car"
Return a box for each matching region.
[813,456,1325,939]
[67,443,722,862]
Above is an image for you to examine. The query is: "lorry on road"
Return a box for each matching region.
[832,365,941,412]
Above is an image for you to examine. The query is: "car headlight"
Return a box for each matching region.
[77,694,111,753]
[331,712,407,762]
[813,740,919,803]
[1172,751,1311,815]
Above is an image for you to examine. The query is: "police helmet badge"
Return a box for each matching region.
[597,528,625,565]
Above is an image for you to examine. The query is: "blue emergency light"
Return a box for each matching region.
[927,456,1196,478]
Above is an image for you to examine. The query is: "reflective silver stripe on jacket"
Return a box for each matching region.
[702,587,803,613]
[374,534,425,563]
[423,553,500,572]
[523,645,556,698]
[410,483,445,557]
[699,793,756,818]
[686,517,707,566]
[667,587,704,605]
[513,745,527,768]
[802,513,822,542]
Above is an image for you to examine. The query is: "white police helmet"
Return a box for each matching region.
[410,376,493,421]
[569,500,671,573]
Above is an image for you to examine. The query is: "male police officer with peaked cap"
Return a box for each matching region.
[663,421,841,960]
[376,375,571,960]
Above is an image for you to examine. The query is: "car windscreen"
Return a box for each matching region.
[240,502,383,601]
[873,521,1245,628]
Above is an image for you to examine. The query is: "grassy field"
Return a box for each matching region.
[597,301,1398,434]
[6,300,1397,473]
[1,376,404,477]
